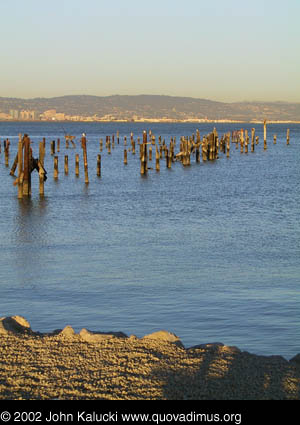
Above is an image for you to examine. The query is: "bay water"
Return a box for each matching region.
[0,122,299,359]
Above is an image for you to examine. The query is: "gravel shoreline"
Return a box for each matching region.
[1,316,299,400]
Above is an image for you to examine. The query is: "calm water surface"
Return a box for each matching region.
[0,122,299,359]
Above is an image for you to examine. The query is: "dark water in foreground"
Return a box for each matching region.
[0,122,299,359]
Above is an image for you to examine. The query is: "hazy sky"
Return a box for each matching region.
[1,0,299,102]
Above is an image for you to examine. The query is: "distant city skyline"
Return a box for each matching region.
[1,0,300,102]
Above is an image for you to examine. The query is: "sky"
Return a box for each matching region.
[1,0,300,102]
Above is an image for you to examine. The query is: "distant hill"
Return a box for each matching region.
[1,95,300,121]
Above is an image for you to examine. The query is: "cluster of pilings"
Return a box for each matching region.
[0,123,292,198]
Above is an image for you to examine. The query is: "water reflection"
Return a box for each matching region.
[14,197,49,288]
[15,196,48,243]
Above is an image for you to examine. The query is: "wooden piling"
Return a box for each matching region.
[23,135,31,196]
[75,154,79,177]
[57,138,60,152]
[263,120,267,150]
[287,129,290,145]
[10,154,18,176]
[64,155,69,174]
[155,146,160,171]
[100,139,103,152]
[245,130,248,154]
[273,135,277,144]
[149,145,152,161]
[81,136,89,184]
[165,147,169,167]
[168,148,172,168]
[54,156,58,179]
[202,138,207,161]
[39,141,45,196]
[17,134,23,199]
[124,149,128,165]
[140,131,148,175]
[4,139,10,166]
[240,129,244,153]
[226,133,230,158]
[195,144,200,163]
[51,140,55,155]
[251,128,255,152]
[97,154,101,176]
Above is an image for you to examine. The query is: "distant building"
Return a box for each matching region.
[10,109,19,120]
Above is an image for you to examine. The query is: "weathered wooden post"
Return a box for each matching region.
[168,148,172,168]
[195,143,200,163]
[140,131,148,175]
[256,136,259,145]
[263,120,267,150]
[202,138,207,162]
[17,134,23,199]
[226,133,230,158]
[117,130,119,144]
[165,147,169,167]
[107,137,111,154]
[100,139,103,151]
[209,134,214,160]
[273,135,277,144]
[57,138,60,152]
[155,146,160,172]
[149,145,152,161]
[39,141,45,196]
[240,129,244,153]
[64,155,69,174]
[245,130,249,154]
[54,156,58,179]
[4,139,10,166]
[251,128,255,152]
[23,135,31,196]
[287,129,290,145]
[75,154,79,177]
[124,149,128,165]
[81,136,89,184]
[97,154,101,176]
[10,154,19,176]
[51,140,55,155]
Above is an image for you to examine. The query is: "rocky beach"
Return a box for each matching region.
[0,316,299,400]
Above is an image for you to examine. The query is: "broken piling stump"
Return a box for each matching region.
[97,154,101,176]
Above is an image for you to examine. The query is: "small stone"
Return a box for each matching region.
[0,316,32,335]
[59,326,76,338]
[143,330,184,347]
[79,328,127,343]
